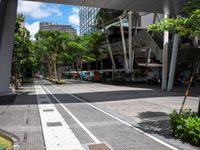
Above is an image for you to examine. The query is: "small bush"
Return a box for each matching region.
[170,109,200,146]
[48,79,65,84]
[50,79,65,84]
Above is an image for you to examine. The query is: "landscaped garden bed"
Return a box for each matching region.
[0,133,13,150]
[170,109,200,146]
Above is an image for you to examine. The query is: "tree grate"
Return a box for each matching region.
[47,122,62,127]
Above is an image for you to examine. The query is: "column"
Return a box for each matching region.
[0,0,18,93]
[162,13,169,90]
[119,17,128,72]
[167,34,179,91]
[128,11,133,72]
[0,0,7,46]
[146,48,151,67]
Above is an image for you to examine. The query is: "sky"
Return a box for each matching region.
[17,0,80,40]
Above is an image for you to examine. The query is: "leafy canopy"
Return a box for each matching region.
[148,0,200,37]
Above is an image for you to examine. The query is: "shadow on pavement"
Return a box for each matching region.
[0,81,197,106]
[138,111,173,139]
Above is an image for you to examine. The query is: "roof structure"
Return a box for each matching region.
[26,0,187,15]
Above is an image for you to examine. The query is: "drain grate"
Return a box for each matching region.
[43,109,54,112]
[25,118,29,125]
[23,132,27,142]
[41,101,49,104]
[88,143,111,150]
[47,122,62,127]
[39,96,46,99]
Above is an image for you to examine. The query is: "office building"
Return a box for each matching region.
[39,22,77,34]
[79,6,100,35]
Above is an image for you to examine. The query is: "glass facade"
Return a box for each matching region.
[79,6,100,35]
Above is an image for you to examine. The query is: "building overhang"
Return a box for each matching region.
[26,0,187,15]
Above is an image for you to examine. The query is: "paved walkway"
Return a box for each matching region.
[59,79,199,150]
[0,83,44,150]
[0,79,199,150]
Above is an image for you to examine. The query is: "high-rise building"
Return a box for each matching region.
[39,22,77,35]
[79,6,100,35]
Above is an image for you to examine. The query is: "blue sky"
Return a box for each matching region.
[17,0,80,39]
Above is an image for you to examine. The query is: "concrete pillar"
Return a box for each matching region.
[0,0,7,47]
[105,34,116,71]
[134,13,138,36]
[162,14,169,90]
[0,0,18,93]
[153,13,157,24]
[167,34,179,91]
[128,11,133,72]
[146,48,151,67]
[119,17,128,72]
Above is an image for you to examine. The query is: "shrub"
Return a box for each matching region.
[50,79,65,84]
[45,78,65,84]
[170,109,200,146]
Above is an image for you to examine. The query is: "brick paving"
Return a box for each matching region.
[59,79,199,150]
[0,83,44,150]
[0,80,199,150]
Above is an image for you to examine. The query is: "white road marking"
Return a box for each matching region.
[53,84,179,150]
[40,82,101,144]
[35,82,84,150]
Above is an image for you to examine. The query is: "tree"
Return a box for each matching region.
[35,30,71,80]
[12,14,35,89]
[66,35,96,73]
[148,0,200,37]
[82,32,105,70]
[148,0,200,113]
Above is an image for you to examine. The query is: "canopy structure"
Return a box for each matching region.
[27,0,186,15]
[0,0,190,93]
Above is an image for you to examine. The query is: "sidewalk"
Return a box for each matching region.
[0,83,44,150]
[0,80,199,150]
[59,79,199,150]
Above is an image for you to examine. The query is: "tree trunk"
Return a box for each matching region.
[96,60,98,70]
[53,61,57,80]
[58,64,61,81]
[72,63,75,79]
[47,62,52,80]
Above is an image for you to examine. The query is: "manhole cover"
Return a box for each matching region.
[47,122,62,127]
[88,143,111,150]
[43,109,54,112]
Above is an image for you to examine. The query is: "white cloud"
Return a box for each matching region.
[17,0,62,19]
[72,7,79,14]
[69,14,79,26]
[68,7,80,26]
[25,22,40,40]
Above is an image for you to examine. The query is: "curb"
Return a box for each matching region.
[0,129,20,150]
